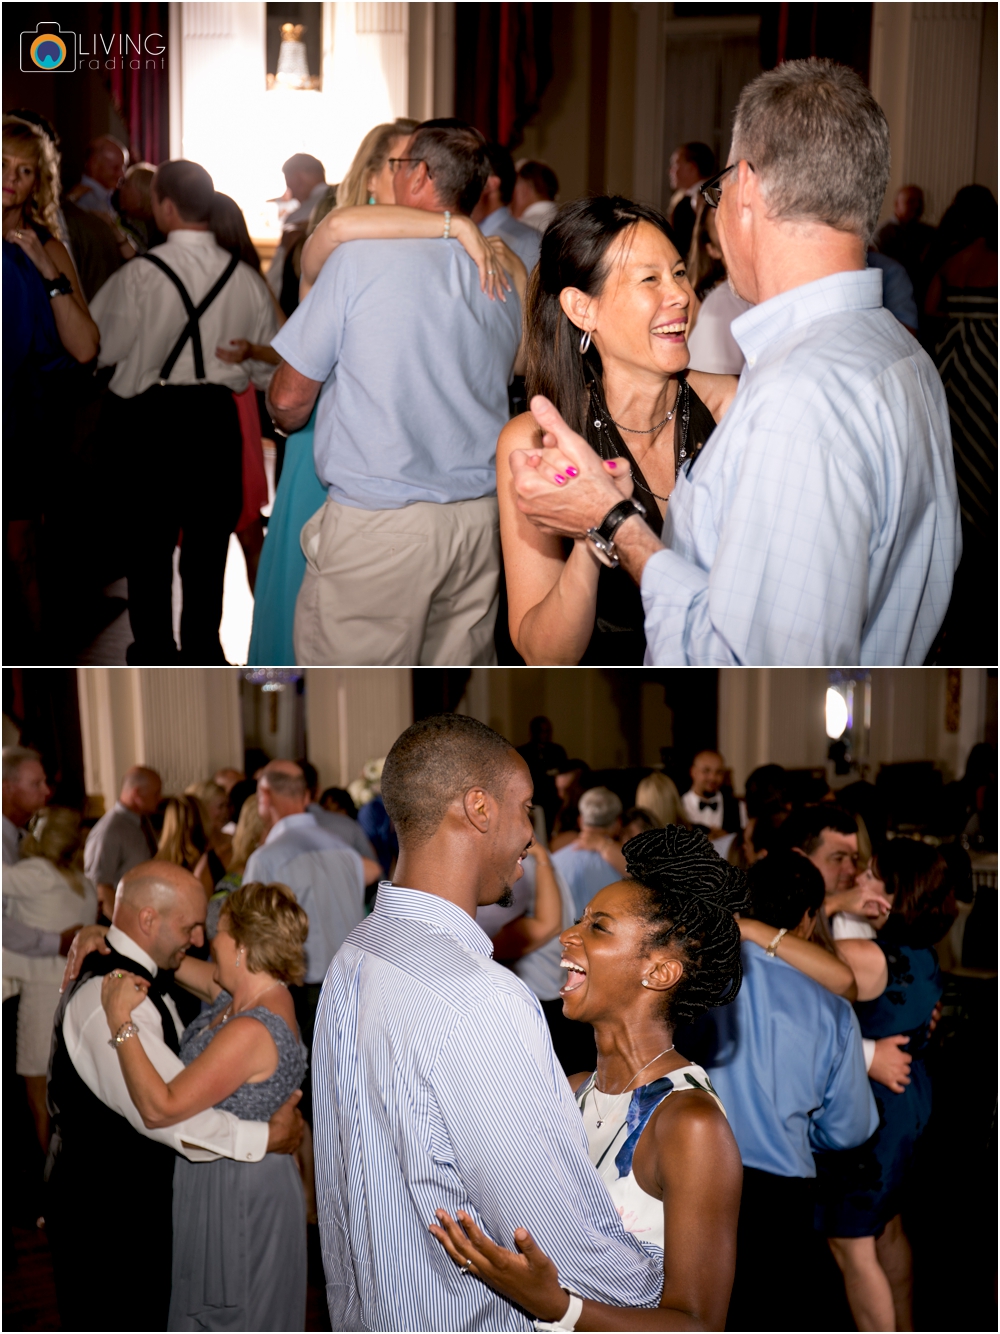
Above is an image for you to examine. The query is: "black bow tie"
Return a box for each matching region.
[699,798,720,811]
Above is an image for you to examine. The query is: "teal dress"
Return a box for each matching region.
[247,412,327,665]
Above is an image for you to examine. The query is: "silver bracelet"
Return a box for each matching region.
[534,1292,583,1331]
[442,209,452,239]
[108,1021,140,1048]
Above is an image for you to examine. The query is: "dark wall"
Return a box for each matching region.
[2,670,86,809]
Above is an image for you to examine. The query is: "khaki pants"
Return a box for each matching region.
[293,495,500,665]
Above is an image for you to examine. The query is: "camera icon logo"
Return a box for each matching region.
[20,21,77,73]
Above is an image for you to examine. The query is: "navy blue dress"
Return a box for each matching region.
[814,940,942,1237]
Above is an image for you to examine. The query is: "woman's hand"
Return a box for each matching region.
[61,924,110,992]
[452,217,512,302]
[829,882,893,923]
[101,969,150,1033]
[6,226,60,280]
[430,1210,569,1323]
[216,338,252,364]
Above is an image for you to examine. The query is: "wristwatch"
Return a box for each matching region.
[585,498,647,568]
[46,273,74,300]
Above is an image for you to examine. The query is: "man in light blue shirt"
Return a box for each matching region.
[509,60,960,665]
[267,120,521,667]
[684,851,877,1331]
[314,714,664,1331]
[473,142,542,272]
[551,786,625,917]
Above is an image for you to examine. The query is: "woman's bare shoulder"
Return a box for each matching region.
[686,369,739,423]
[498,410,543,457]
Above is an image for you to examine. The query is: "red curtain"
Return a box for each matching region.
[455,4,553,150]
[101,1,169,163]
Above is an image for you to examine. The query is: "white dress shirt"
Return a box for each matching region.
[62,926,268,1162]
[641,269,959,665]
[3,860,98,985]
[2,815,22,866]
[686,282,752,375]
[518,200,558,232]
[90,229,278,398]
[681,788,724,829]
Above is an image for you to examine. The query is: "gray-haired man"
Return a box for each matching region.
[510,59,959,666]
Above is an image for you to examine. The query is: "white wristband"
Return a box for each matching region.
[862,1037,876,1072]
[534,1292,583,1331]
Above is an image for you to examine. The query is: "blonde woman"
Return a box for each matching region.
[206,792,268,937]
[635,772,687,828]
[156,795,213,895]
[185,780,233,880]
[2,808,98,1146]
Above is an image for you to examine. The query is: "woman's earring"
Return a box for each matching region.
[579,329,592,355]
[235,950,241,968]
[368,193,376,205]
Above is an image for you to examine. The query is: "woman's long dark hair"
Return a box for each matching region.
[209,192,260,271]
[524,195,681,436]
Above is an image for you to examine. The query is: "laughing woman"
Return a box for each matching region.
[499,197,739,665]
[432,826,746,1331]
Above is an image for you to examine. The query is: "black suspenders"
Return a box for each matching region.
[141,251,241,383]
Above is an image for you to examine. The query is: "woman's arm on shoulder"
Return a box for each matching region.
[498,413,601,664]
[174,954,221,1003]
[835,938,888,1002]
[739,919,858,1000]
[685,369,739,423]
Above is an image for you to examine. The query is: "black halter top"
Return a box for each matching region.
[577,370,717,665]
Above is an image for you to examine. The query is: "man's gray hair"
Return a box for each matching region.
[2,745,42,783]
[578,787,623,830]
[259,763,307,799]
[730,58,890,243]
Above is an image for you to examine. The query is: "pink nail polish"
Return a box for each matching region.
[607,460,618,469]
[565,466,579,477]
[554,474,565,485]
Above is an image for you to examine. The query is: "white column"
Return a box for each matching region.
[304,669,412,792]
[77,669,244,806]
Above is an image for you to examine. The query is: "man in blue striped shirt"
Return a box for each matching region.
[508,61,960,665]
[313,716,663,1331]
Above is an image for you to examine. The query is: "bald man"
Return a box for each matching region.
[84,766,162,919]
[681,750,741,837]
[47,862,303,1332]
[68,134,129,219]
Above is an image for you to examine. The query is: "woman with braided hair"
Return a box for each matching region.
[432,825,746,1330]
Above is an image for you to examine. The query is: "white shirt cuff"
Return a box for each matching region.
[862,1038,876,1072]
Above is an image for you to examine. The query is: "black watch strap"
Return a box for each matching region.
[595,498,647,542]
[46,273,74,299]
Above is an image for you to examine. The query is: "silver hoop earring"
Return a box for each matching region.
[579,329,592,355]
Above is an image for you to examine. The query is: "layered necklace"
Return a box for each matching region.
[589,379,692,504]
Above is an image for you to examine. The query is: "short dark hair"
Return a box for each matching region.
[282,152,325,179]
[381,714,519,846]
[624,826,749,1025]
[319,787,358,820]
[744,764,790,819]
[779,803,857,856]
[409,118,489,215]
[874,839,957,949]
[517,159,559,200]
[153,160,215,223]
[680,141,716,179]
[484,141,517,204]
[297,760,319,799]
[748,851,825,929]
[750,800,791,856]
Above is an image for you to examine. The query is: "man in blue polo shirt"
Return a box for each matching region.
[267,119,521,667]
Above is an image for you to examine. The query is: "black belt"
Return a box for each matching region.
[141,251,240,383]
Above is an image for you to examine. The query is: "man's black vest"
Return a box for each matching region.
[46,943,178,1330]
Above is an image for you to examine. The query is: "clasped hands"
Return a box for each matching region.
[512,396,634,539]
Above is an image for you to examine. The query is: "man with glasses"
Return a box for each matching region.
[507,60,959,666]
[267,119,522,666]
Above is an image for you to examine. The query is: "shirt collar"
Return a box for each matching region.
[107,924,159,977]
[486,204,511,226]
[265,810,317,843]
[113,800,142,827]
[732,268,883,367]
[165,228,222,247]
[81,174,112,203]
[373,882,494,959]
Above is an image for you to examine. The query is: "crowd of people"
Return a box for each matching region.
[2,715,994,1331]
[5,57,995,667]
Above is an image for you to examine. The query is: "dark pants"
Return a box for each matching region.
[291,982,323,1126]
[106,384,242,663]
[541,997,597,1078]
[727,1168,824,1332]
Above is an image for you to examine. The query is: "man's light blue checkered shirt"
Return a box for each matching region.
[641,269,960,664]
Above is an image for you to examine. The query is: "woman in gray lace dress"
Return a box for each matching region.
[100,881,309,1331]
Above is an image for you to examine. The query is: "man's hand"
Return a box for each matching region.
[266,1090,305,1154]
[60,924,110,992]
[869,1035,912,1093]
[510,395,630,538]
[827,883,892,921]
